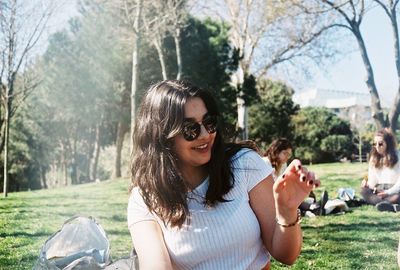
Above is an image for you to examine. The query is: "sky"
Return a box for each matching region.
[304,6,397,106]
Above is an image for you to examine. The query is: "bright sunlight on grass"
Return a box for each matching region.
[1,162,400,269]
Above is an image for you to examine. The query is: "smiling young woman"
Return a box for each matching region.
[127,80,320,270]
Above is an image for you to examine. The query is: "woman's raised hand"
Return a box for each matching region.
[273,159,320,212]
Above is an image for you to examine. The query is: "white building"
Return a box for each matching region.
[293,88,371,109]
[292,88,386,132]
[293,88,377,162]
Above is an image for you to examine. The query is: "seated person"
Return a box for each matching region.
[361,128,400,212]
[263,138,292,180]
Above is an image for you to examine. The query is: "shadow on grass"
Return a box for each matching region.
[105,229,130,236]
[0,230,49,238]
[304,219,400,233]
[301,218,399,268]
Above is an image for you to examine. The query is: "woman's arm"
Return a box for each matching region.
[250,175,301,265]
[249,160,319,265]
[380,179,400,196]
[367,163,378,188]
[129,221,173,270]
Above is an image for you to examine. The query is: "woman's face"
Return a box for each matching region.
[278,148,292,164]
[374,135,387,155]
[173,97,216,170]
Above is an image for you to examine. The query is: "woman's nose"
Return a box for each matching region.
[197,124,209,138]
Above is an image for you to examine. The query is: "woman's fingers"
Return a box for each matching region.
[285,159,302,173]
[313,178,321,188]
[306,171,315,187]
[276,159,321,191]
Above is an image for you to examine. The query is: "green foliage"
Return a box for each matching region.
[138,16,239,137]
[237,73,260,107]
[292,107,355,163]
[248,80,299,147]
[176,17,239,133]
[320,135,353,157]
[0,90,56,192]
[23,0,133,188]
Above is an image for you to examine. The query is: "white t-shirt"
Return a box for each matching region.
[127,149,273,270]
[368,155,400,195]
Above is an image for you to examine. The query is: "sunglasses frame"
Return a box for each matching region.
[373,142,385,147]
[182,114,218,141]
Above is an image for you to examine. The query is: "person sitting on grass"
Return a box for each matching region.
[262,138,327,215]
[127,80,321,270]
[361,128,400,212]
[262,138,293,180]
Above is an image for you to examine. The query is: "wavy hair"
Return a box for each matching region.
[130,80,254,227]
[263,138,292,174]
[370,128,398,168]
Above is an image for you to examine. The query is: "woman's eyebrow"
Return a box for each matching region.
[183,113,209,122]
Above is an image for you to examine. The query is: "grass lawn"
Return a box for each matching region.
[1,162,399,269]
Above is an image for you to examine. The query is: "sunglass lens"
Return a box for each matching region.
[203,115,217,133]
[183,122,201,141]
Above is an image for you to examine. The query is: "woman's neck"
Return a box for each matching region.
[181,165,208,191]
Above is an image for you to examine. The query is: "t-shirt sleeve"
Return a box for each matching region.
[236,150,273,192]
[127,187,157,229]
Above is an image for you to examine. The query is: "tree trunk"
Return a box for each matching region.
[388,8,400,133]
[352,26,387,129]
[90,123,101,181]
[237,94,248,140]
[174,28,182,80]
[114,121,129,178]
[154,39,168,80]
[72,138,78,184]
[87,126,95,181]
[60,142,68,186]
[131,0,142,152]
[2,94,10,197]
[40,164,48,189]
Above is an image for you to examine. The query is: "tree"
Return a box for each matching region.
[195,0,339,139]
[175,17,239,135]
[248,79,299,148]
[0,0,57,197]
[132,16,240,136]
[292,107,355,163]
[298,0,400,133]
[113,0,143,154]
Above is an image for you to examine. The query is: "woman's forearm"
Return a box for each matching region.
[269,222,302,265]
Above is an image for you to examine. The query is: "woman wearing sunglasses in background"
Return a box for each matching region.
[361,128,400,212]
[127,80,320,270]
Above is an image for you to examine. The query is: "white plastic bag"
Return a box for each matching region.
[33,216,111,270]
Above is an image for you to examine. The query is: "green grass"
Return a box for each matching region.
[1,162,399,269]
[0,178,133,270]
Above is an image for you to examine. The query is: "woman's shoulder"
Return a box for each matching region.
[230,148,260,162]
[262,156,271,164]
[230,148,272,171]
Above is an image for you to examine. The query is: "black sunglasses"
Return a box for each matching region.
[373,142,384,147]
[182,115,218,141]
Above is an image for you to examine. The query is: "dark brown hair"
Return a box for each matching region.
[131,80,253,227]
[370,128,398,168]
[264,138,292,174]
